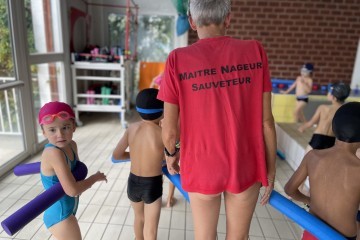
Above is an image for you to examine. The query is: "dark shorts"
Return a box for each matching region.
[297,96,309,103]
[357,210,360,222]
[308,134,336,150]
[127,172,163,204]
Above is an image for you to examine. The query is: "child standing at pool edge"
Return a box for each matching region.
[39,101,107,240]
[281,63,314,123]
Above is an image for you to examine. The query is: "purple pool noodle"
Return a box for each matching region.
[13,162,41,176]
[162,166,189,202]
[1,161,88,236]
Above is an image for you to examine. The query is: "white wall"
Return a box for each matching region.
[351,39,360,90]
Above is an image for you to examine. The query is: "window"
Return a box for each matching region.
[25,0,62,53]
[108,14,174,62]
[0,0,15,83]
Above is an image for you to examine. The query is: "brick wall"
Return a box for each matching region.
[188,0,360,85]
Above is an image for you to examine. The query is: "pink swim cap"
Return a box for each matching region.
[38,101,75,124]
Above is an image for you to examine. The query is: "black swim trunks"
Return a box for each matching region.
[308,134,336,150]
[296,96,309,103]
[127,172,163,204]
[345,236,357,240]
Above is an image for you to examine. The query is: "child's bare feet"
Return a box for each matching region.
[166,197,176,208]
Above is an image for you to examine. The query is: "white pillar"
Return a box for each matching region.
[351,38,360,90]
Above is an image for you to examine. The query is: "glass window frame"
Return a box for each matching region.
[0,0,71,176]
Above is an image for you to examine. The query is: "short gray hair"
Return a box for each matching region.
[189,0,231,27]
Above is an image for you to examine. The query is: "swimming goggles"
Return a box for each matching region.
[40,111,74,125]
[328,86,333,94]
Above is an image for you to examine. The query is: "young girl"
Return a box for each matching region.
[39,101,107,240]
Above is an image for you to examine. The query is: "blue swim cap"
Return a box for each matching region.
[332,102,360,143]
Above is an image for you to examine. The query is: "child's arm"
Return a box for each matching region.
[112,129,130,160]
[46,145,107,197]
[280,79,297,94]
[303,78,313,93]
[298,105,322,133]
[284,154,311,205]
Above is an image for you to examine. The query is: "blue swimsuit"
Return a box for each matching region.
[41,143,79,228]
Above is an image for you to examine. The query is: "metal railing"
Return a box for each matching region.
[0,77,21,135]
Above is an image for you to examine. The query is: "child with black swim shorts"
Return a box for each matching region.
[112,88,164,240]
[281,63,314,123]
[285,102,360,240]
[298,82,351,153]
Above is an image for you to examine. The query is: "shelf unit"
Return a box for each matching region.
[71,61,127,127]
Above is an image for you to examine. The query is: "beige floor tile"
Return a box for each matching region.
[0,199,16,216]
[30,224,51,240]
[158,209,171,229]
[250,236,266,240]
[249,218,264,237]
[273,219,296,239]
[79,204,101,222]
[94,205,115,224]
[109,206,129,225]
[258,218,279,239]
[21,186,43,200]
[78,222,91,239]
[255,204,271,218]
[118,225,134,240]
[83,223,107,240]
[168,229,185,240]
[170,210,186,230]
[89,190,109,205]
[103,191,122,207]
[101,224,122,240]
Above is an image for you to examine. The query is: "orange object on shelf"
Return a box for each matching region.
[138,62,165,90]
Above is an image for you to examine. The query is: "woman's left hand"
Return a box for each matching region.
[260,181,274,205]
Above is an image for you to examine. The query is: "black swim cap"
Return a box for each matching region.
[136,88,163,120]
[331,83,351,102]
[332,102,360,143]
[301,63,314,73]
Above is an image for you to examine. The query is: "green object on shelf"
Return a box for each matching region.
[101,86,111,105]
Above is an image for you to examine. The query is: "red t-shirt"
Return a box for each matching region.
[158,36,272,194]
[302,230,318,240]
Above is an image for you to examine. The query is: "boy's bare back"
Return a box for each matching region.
[127,121,164,177]
[305,146,360,237]
[312,104,341,136]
